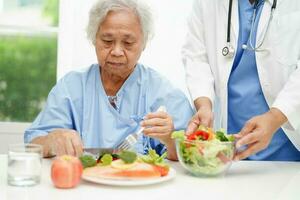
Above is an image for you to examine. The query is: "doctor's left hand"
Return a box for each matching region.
[234,108,287,160]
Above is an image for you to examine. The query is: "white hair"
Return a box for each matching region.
[86,0,154,46]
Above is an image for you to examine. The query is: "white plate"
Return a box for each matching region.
[82,168,176,186]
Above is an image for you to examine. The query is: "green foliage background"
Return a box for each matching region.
[43,0,59,26]
[0,0,59,122]
[0,36,57,122]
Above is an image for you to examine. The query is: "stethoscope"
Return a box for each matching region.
[222,0,277,57]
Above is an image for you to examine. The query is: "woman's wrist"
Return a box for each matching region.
[164,139,178,161]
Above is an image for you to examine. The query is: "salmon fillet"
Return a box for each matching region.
[83,162,161,180]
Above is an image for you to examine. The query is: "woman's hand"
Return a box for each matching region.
[46,129,83,157]
[186,97,213,134]
[32,129,83,157]
[234,108,288,160]
[141,110,177,160]
[141,111,174,145]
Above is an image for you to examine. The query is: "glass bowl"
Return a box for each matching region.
[175,139,235,177]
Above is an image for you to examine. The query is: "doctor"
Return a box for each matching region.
[183,0,300,160]
[25,0,193,160]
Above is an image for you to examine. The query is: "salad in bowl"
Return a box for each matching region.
[172,126,235,177]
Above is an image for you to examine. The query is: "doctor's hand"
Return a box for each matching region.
[186,97,213,134]
[234,108,288,160]
[32,129,83,158]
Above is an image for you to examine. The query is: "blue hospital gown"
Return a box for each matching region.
[24,63,194,155]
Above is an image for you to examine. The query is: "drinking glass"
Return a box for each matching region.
[7,143,42,186]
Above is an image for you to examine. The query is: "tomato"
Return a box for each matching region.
[187,133,197,140]
[153,165,169,177]
[51,155,83,188]
[187,130,210,141]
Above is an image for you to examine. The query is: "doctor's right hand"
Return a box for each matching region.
[186,97,213,134]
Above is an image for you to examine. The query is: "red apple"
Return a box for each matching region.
[51,155,83,188]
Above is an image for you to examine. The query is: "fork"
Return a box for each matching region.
[117,106,166,150]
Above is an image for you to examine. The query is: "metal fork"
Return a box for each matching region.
[117,106,166,150]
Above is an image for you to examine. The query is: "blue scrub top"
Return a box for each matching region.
[24,63,194,155]
[227,0,300,161]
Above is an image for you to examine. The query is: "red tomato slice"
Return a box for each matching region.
[153,165,169,177]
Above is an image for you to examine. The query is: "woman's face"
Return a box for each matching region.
[95,9,144,79]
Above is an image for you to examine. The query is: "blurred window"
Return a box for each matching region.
[0,0,59,122]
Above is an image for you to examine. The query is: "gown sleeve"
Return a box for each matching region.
[24,75,80,143]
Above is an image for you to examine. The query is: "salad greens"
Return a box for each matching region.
[140,149,169,168]
[172,129,235,176]
[171,130,185,141]
[216,130,235,142]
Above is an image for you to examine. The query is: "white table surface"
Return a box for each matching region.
[0,154,299,200]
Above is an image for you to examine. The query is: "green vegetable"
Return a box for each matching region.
[97,152,119,163]
[171,130,185,141]
[216,131,229,141]
[140,149,168,167]
[227,135,235,142]
[99,154,113,166]
[216,131,235,142]
[178,140,234,176]
[79,155,97,169]
[118,150,137,163]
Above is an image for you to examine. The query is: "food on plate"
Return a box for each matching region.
[51,155,83,188]
[79,154,97,168]
[172,126,235,176]
[83,160,161,179]
[80,150,170,180]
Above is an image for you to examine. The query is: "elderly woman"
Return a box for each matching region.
[24,0,193,160]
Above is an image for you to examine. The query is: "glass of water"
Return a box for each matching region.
[7,143,43,186]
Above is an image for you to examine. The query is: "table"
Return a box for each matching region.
[0,155,299,200]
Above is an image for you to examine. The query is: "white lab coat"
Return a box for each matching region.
[182,0,300,150]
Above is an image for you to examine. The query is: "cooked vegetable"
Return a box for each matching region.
[118,150,137,164]
[97,153,119,163]
[99,154,113,166]
[79,155,97,169]
[81,149,170,177]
